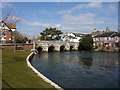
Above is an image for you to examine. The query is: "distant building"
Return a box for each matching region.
[61,32,84,42]
[91,27,112,37]
[106,27,110,32]
[0,21,16,43]
[93,32,120,48]
[91,28,105,37]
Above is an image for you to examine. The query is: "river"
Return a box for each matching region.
[31,51,119,88]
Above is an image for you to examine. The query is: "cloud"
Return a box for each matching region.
[62,13,104,25]
[25,21,62,28]
[26,21,50,27]
[58,2,117,27]
[58,2,106,30]
[58,2,102,14]
[53,24,61,28]
[109,4,117,12]
[70,2,102,11]
[60,25,93,34]
[105,3,118,15]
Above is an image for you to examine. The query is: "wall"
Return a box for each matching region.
[1,44,33,50]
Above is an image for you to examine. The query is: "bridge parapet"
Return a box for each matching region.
[34,41,79,52]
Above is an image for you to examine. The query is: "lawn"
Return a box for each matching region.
[2,48,55,89]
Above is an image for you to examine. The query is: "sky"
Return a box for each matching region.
[1,2,118,38]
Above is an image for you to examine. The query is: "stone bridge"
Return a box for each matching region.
[34,41,80,52]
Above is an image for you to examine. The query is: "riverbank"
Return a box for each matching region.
[27,52,63,89]
[2,48,55,88]
[94,47,120,52]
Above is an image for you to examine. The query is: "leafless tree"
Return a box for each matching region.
[2,2,22,24]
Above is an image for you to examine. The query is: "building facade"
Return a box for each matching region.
[0,21,16,43]
[61,32,84,42]
[93,32,120,49]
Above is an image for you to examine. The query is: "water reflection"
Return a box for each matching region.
[31,51,119,88]
[78,52,93,67]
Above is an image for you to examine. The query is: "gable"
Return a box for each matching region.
[0,21,16,31]
[6,23,16,29]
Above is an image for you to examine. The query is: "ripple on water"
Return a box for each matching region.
[31,51,119,88]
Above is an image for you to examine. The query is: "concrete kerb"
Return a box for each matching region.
[26,52,64,90]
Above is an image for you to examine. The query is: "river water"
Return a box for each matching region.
[31,51,119,88]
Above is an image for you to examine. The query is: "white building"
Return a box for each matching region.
[61,32,84,42]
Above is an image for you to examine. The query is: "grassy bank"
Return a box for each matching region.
[2,48,55,88]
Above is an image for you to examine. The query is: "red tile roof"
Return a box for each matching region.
[6,23,16,29]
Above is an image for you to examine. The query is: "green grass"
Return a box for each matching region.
[2,48,55,89]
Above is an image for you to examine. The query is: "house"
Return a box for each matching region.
[111,33,120,47]
[93,31,120,48]
[91,28,105,37]
[91,27,113,37]
[61,32,84,42]
[0,21,16,43]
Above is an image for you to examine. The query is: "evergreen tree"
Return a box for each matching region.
[79,34,93,51]
[40,27,63,40]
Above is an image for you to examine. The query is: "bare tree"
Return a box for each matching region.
[2,2,22,24]
[13,31,28,43]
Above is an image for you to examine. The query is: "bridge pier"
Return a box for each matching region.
[73,46,79,50]
[43,47,48,52]
[54,46,60,51]
[65,45,70,51]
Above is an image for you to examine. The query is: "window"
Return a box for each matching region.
[115,43,118,47]
[93,38,96,41]
[3,32,6,36]
[0,31,2,36]
[9,38,11,40]
[107,37,109,40]
[115,36,118,41]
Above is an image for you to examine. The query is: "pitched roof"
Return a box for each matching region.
[1,21,16,30]
[68,36,77,39]
[6,23,16,29]
[99,32,114,37]
[94,32,115,37]
[63,35,77,39]
[94,34,101,37]
[73,33,84,37]
[64,32,84,37]
[91,31,104,36]
[111,32,120,37]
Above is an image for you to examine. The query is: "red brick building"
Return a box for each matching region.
[0,21,16,43]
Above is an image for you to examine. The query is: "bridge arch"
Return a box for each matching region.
[36,47,43,53]
[48,46,55,52]
[70,45,74,51]
[78,45,81,51]
[35,41,79,52]
[60,45,65,51]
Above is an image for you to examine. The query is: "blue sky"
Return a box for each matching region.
[1,2,118,38]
